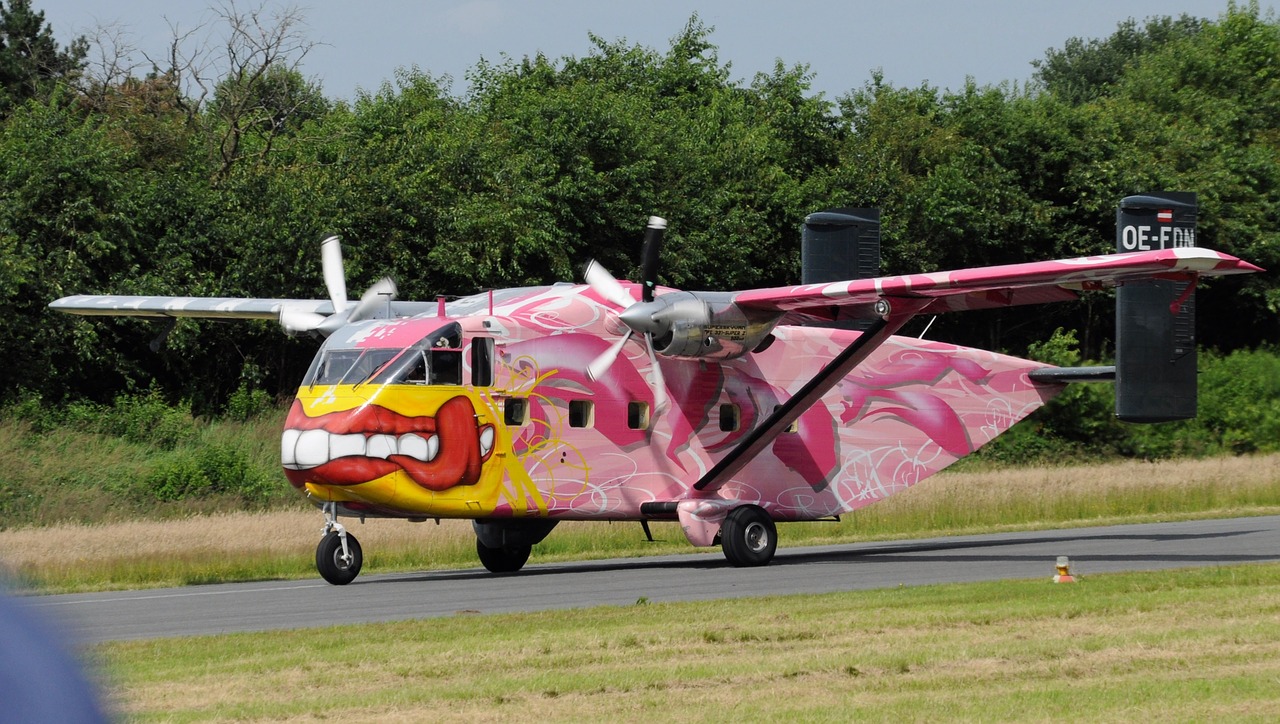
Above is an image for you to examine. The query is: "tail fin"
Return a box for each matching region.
[1114,192,1199,422]
[801,208,880,330]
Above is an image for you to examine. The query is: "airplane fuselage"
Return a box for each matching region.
[281,282,1060,546]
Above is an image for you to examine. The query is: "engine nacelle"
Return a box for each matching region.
[637,291,779,360]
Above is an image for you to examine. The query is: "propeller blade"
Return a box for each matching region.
[321,236,348,314]
[584,216,670,410]
[586,329,632,382]
[584,260,636,309]
[347,277,397,324]
[640,216,666,303]
[280,308,327,335]
[644,332,669,414]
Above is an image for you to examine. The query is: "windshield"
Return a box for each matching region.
[301,322,464,387]
[305,348,400,386]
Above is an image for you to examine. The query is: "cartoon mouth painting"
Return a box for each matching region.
[282,396,495,491]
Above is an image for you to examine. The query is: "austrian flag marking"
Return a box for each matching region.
[1157,209,1174,223]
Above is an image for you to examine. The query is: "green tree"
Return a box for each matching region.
[206,64,330,175]
[1031,13,1204,103]
[0,95,149,403]
[1055,3,1280,348]
[439,16,838,293]
[0,0,86,115]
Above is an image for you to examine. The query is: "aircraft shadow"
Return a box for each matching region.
[358,526,1271,586]
[784,528,1263,564]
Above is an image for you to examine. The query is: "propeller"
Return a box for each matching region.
[584,217,669,412]
[321,236,348,314]
[280,236,397,337]
[639,218,665,303]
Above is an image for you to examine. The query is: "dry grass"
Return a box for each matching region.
[820,452,1280,537]
[0,510,468,570]
[4,453,1279,592]
[0,511,480,590]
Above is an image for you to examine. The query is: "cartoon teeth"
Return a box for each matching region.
[281,429,446,469]
[398,433,436,462]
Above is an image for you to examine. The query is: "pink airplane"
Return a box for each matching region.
[51,200,1261,584]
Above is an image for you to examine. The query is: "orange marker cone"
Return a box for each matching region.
[1053,555,1075,583]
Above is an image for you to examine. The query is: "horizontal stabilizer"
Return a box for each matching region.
[1028,366,1117,384]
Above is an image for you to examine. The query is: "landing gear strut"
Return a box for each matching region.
[316,502,363,585]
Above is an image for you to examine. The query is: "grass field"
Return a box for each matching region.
[9,452,1275,720]
[4,453,1279,593]
[91,562,1280,721]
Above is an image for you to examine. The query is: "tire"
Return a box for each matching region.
[316,530,363,585]
[476,538,532,573]
[721,505,777,567]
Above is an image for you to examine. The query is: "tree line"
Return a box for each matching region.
[2,0,1277,414]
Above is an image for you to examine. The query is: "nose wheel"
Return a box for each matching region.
[316,503,363,585]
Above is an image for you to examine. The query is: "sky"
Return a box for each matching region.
[34,0,1275,101]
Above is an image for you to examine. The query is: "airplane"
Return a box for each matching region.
[49,202,1262,585]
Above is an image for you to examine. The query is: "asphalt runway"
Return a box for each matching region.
[31,515,1280,644]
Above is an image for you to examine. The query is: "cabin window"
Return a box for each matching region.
[471,337,494,387]
[627,401,650,430]
[719,403,740,432]
[504,397,528,426]
[569,400,594,428]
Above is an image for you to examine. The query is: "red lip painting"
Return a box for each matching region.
[282,396,495,492]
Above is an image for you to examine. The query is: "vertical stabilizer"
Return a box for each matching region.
[1114,192,1198,422]
[801,208,880,330]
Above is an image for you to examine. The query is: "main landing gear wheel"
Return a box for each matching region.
[476,538,532,573]
[721,505,777,567]
[316,530,363,585]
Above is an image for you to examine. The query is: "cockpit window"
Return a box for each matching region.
[376,322,465,386]
[303,322,467,388]
[305,348,399,386]
[428,349,463,385]
[383,349,430,384]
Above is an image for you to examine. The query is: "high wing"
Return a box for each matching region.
[691,247,1262,493]
[733,247,1261,319]
[49,295,440,325]
[48,295,335,319]
[49,236,441,334]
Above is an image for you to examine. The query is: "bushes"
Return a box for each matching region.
[972,338,1280,467]
[224,383,274,422]
[143,443,277,504]
[10,386,199,449]
[1194,350,1280,454]
[0,391,292,525]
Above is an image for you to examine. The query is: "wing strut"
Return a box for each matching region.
[692,297,930,493]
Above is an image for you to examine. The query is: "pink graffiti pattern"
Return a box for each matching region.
[474,283,1056,523]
